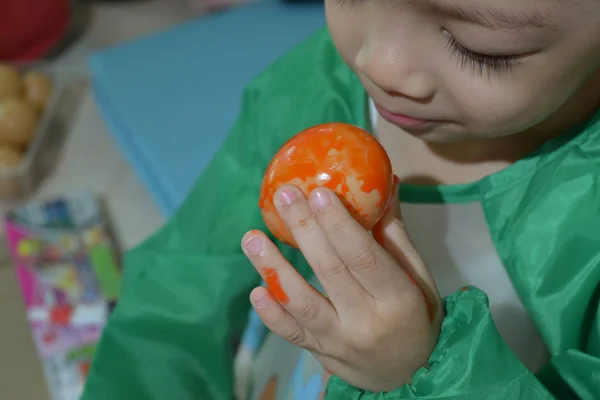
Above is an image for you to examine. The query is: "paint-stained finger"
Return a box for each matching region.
[241,230,336,334]
[250,287,316,350]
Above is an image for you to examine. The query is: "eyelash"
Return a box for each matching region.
[444,34,522,76]
[330,0,524,77]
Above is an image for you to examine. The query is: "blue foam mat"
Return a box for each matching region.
[90,1,325,216]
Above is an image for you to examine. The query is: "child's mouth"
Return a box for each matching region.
[374,103,437,131]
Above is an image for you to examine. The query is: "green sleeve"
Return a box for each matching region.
[82,83,276,400]
[81,27,359,400]
[80,26,377,400]
[536,304,600,399]
[325,286,598,399]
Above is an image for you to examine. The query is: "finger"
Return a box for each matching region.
[373,175,400,246]
[273,185,364,308]
[241,230,335,333]
[372,176,443,323]
[307,186,411,299]
[373,175,430,285]
[373,214,443,324]
[250,287,317,350]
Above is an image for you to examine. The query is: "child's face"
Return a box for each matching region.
[326,0,600,142]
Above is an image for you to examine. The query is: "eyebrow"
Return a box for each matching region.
[432,2,556,29]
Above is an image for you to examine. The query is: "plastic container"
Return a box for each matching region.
[0,72,86,202]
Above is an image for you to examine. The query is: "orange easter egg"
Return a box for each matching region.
[259,122,393,248]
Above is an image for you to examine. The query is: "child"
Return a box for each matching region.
[82,0,600,399]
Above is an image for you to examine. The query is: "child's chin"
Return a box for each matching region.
[404,128,467,143]
[413,125,504,144]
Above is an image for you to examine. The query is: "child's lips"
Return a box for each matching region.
[374,103,438,130]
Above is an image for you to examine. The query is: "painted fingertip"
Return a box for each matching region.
[250,288,270,309]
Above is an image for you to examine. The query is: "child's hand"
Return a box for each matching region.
[241,182,444,392]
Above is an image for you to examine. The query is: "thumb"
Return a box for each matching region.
[373,176,443,326]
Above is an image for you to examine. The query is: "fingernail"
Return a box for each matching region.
[310,188,331,210]
[251,291,269,309]
[277,188,297,205]
[242,235,263,256]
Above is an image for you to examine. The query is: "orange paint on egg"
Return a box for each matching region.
[259,123,394,247]
[263,267,289,304]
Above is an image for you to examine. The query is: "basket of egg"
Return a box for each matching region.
[0,63,82,201]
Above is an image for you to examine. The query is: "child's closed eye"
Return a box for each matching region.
[443,32,524,77]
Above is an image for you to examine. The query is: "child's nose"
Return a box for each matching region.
[357,42,436,102]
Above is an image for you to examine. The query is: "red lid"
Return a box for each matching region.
[0,0,70,62]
